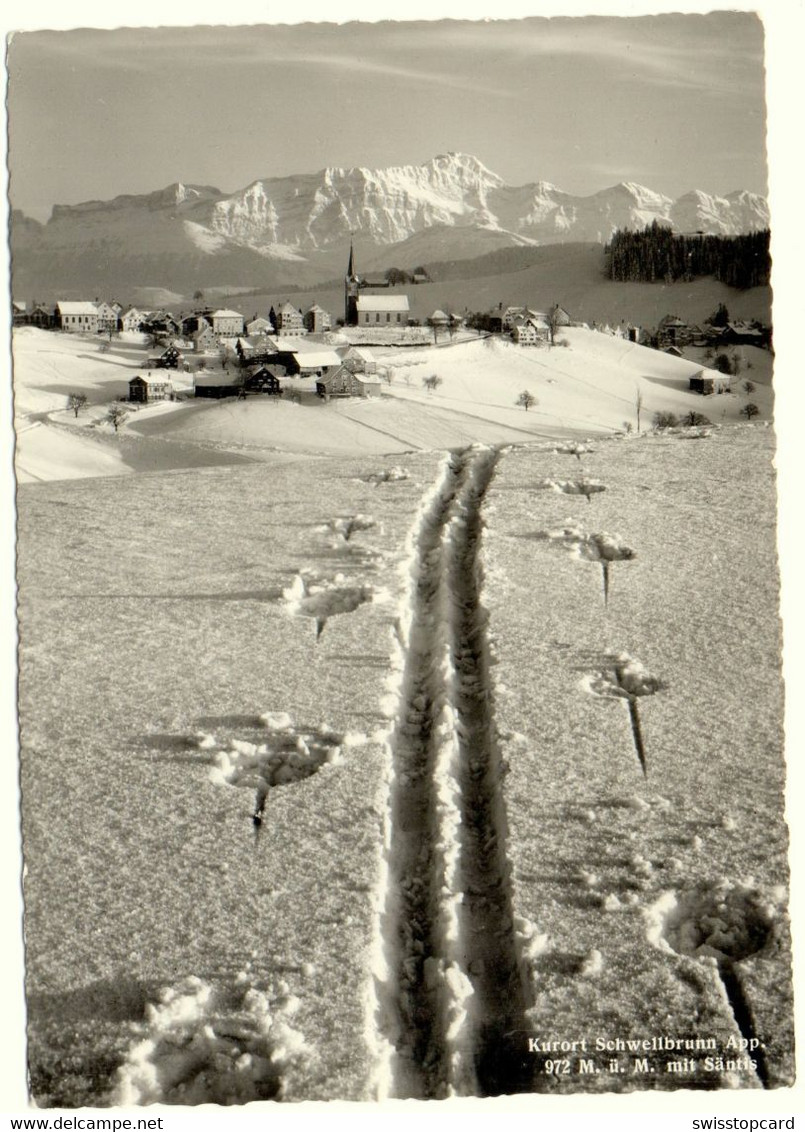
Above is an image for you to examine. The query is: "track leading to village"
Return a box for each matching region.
[374,445,533,1099]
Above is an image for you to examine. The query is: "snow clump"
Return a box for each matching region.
[111,977,309,1106]
[645,881,780,961]
[583,652,662,700]
[535,478,606,500]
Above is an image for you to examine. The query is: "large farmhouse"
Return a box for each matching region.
[129,375,174,403]
[275,303,305,335]
[317,367,382,399]
[210,309,245,338]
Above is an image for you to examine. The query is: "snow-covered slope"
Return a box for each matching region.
[17,418,791,1104]
[11,327,773,486]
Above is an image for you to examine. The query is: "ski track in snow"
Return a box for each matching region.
[372,445,532,1099]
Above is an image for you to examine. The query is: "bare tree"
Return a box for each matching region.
[422,374,443,393]
[68,393,88,418]
[635,384,644,433]
[106,405,129,432]
[516,390,537,411]
[740,402,760,421]
[681,410,712,427]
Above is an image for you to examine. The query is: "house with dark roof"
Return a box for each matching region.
[657,315,691,349]
[129,374,174,403]
[194,372,242,399]
[243,365,283,395]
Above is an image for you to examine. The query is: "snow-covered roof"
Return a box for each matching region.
[194,373,241,387]
[430,309,449,322]
[337,346,376,362]
[57,301,99,316]
[356,295,410,312]
[211,309,244,319]
[276,337,331,355]
[237,334,278,351]
[131,374,174,386]
[292,349,342,369]
[355,373,382,385]
[245,362,281,375]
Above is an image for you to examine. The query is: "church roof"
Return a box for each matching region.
[356,295,410,313]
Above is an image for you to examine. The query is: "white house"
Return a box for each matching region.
[95,301,118,334]
[511,314,550,346]
[121,307,151,333]
[275,303,305,335]
[210,309,245,338]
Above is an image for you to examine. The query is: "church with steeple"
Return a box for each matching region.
[344,240,360,326]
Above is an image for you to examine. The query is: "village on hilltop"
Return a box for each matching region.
[12,243,772,410]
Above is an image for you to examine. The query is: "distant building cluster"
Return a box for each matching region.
[12,247,772,415]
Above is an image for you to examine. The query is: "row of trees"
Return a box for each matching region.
[384,266,431,285]
[653,403,759,428]
[606,222,770,289]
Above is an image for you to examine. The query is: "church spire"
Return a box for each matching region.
[345,236,360,326]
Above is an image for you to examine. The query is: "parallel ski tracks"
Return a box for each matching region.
[374,445,532,1099]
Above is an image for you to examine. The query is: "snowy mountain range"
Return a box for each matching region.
[11,153,769,297]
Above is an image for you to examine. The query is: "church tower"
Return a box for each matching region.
[345,239,360,326]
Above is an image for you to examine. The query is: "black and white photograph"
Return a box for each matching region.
[3,0,803,1118]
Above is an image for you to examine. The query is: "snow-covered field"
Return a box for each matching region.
[13,327,773,483]
[13,327,791,1105]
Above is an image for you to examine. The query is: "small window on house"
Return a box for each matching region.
[376,313,380,324]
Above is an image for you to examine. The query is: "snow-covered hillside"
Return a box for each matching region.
[17,414,792,1104]
[12,328,772,485]
[14,323,791,1106]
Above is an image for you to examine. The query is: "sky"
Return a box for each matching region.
[6,9,769,222]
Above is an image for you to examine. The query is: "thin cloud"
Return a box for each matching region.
[8,27,514,95]
[271,51,512,96]
[387,14,764,96]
